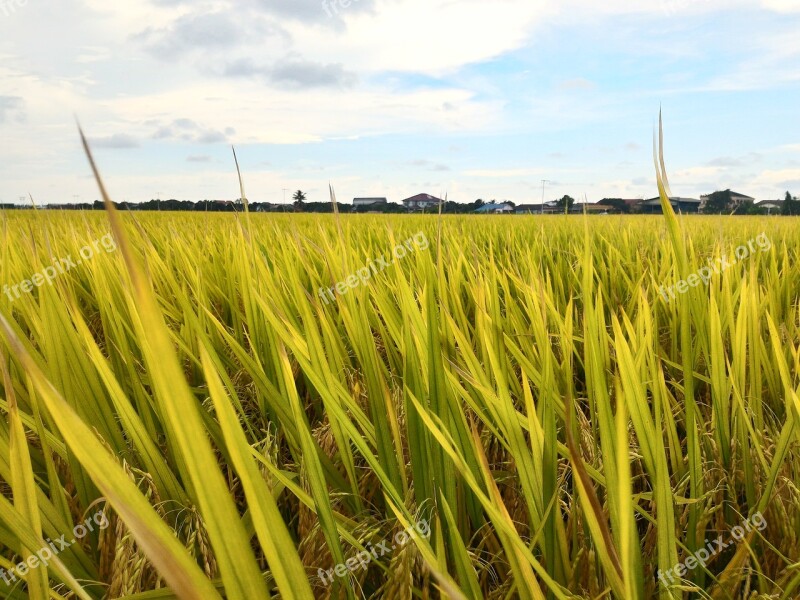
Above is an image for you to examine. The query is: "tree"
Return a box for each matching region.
[781,190,800,216]
[556,195,575,210]
[442,201,464,214]
[732,198,754,215]
[292,190,307,211]
[739,202,763,215]
[598,198,631,214]
[701,190,733,214]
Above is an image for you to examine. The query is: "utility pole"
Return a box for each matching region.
[541,180,550,215]
[283,188,289,205]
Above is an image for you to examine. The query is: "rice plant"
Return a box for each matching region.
[0,133,799,599]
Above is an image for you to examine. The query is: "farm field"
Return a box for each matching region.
[1,209,799,600]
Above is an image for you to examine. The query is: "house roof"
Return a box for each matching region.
[700,191,755,200]
[353,197,387,203]
[515,203,560,211]
[599,198,643,205]
[402,193,444,204]
[571,204,609,212]
[644,197,701,204]
[475,202,514,212]
[756,199,784,206]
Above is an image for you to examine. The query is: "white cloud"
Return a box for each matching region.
[761,0,800,12]
[290,0,554,75]
[102,83,501,144]
[1,0,799,204]
[753,168,800,186]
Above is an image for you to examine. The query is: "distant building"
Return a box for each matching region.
[353,197,388,208]
[640,197,701,214]
[514,202,608,214]
[699,191,754,212]
[756,199,783,214]
[621,199,645,211]
[569,203,609,214]
[597,198,644,213]
[515,201,560,214]
[475,202,515,214]
[402,193,443,210]
[729,191,755,210]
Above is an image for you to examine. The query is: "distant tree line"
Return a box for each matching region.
[782,191,800,215]
[4,199,336,213]
[700,190,800,215]
[6,190,797,215]
[599,190,799,215]
[2,196,501,214]
[5,200,252,212]
[328,199,490,214]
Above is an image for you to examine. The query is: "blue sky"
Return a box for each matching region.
[0,0,798,205]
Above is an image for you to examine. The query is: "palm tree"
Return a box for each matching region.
[292,190,307,212]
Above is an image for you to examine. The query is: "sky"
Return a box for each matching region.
[0,0,799,205]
